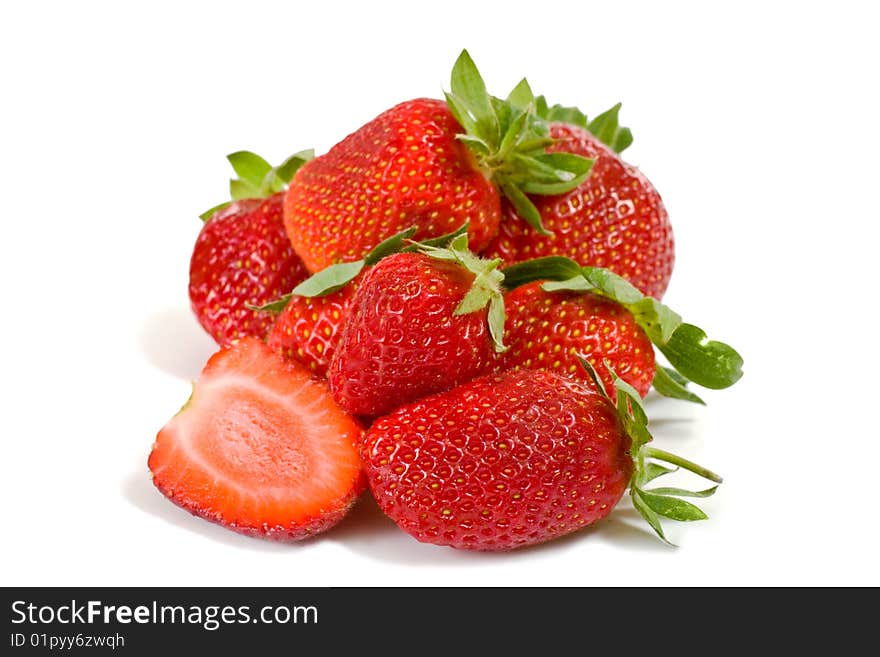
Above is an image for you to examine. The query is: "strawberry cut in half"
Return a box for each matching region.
[148,337,364,541]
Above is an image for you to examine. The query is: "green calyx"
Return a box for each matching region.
[248,224,470,311]
[444,51,594,235]
[417,233,507,353]
[578,358,722,545]
[199,149,313,221]
[501,256,744,401]
[535,97,634,154]
[251,225,508,353]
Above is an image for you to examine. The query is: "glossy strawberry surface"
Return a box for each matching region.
[329,252,494,417]
[284,98,500,272]
[497,281,656,397]
[189,193,308,345]
[267,277,361,378]
[485,123,674,299]
[362,368,632,551]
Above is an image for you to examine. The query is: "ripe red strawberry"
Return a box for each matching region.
[148,337,364,541]
[484,105,675,299]
[498,281,656,397]
[189,151,312,345]
[283,51,592,273]
[362,366,722,550]
[328,237,506,418]
[266,274,361,377]
[498,257,744,403]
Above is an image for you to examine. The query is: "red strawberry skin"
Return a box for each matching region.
[267,276,361,378]
[189,193,309,345]
[497,282,655,397]
[283,98,500,273]
[148,337,364,541]
[484,123,674,299]
[362,368,632,551]
[328,252,493,417]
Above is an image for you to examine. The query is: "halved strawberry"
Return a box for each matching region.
[148,337,364,541]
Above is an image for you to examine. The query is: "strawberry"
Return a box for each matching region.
[328,234,507,418]
[257,226,461,377]
[483,101,675,299]
[283,51,593,273]
[265,275,361,377]
[499,281,656,397]
[362,365,723,550]
[189,150,313,345]
[148,337,364,541]
[499,256,744,402]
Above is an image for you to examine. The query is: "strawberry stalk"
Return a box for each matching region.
[501,256,744,400]
[200,149,313,220]
[579,358,722,545]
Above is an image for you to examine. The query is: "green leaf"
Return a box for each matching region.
[497,107,531,159]
[647,486,719,498]
[199,201,232,222]
[659,323,744,390]
[455,133,491,156]
[501,256,583,289]
[416,222,469,249]
[455,281,493,315]
[448,50,499,146]
[636,490,708,522]
[587,103,633,154]
[274,149,314,184]
[291,260,365,297]
[419,232,507,351]
[487,294,507,352]
[580,267,644,304]
[490,95,513,136]
[629,297,682,344]
[227,151,272,188]
[229,178,258,201]
[652,366,706,405]
[514,136,556,153]
[247,293,292,314]
[645,462,677,482]
[364,227,418,266]
[576,355,610,399]
[510,152,582,185]
[542,276,593,293]
[444,91,481,137]
[520,154,594,195]
[660,366,690,386]
[534,96,589,128]
[499,182,550,235]
[611,127,634,154]
[631,489,673,545]
[535,152,595,177]
[506,78,535,109]
[534,95,549,118]
[613,374,648,419]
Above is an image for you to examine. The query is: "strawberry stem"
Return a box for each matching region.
[644,447,723,484]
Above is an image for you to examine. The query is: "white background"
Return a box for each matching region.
[2,1,878,586]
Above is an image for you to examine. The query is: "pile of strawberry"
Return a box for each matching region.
[149,52,743,549]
